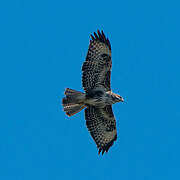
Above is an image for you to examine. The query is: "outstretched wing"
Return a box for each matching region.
[82,30,112,92]
[85,105,117,155]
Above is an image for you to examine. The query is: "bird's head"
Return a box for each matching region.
[112,93,124,103]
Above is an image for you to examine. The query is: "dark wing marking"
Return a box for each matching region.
[82,30,112,92]
[85,105,117,155]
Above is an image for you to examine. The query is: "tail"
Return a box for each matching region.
[62,88,86,117]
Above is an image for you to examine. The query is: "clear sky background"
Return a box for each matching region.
[0,0,180,179]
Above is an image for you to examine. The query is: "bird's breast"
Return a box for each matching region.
[84,90,114,107]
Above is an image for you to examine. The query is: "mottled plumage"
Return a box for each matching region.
[82,30,112,92]
[62,30,124,155]
[85,105,117,154]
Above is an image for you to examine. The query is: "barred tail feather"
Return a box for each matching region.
[62,88,86,116]
[63,103,86,116]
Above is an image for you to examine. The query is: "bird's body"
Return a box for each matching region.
[62,30,124,154]
[85,89,122,107]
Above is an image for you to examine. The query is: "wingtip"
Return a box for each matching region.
[97,134,117,155]
[90,30,111,50]
[98,148,106,155]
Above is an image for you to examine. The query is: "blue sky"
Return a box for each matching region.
[0,0,180,179]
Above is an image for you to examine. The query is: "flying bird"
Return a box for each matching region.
[62,30,124,155]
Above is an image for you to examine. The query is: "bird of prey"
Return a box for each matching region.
[62,30,124,155]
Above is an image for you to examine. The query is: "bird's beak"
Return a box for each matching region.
[121,97,124,102]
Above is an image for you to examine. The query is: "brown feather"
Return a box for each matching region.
[82,30,112,92]
[85,105,117,155]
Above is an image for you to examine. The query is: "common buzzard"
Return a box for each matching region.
[62,30,124,155]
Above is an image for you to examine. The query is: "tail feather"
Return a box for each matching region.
[63,103,85,116]
[62,88,85,116]
[64,88,82,96]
